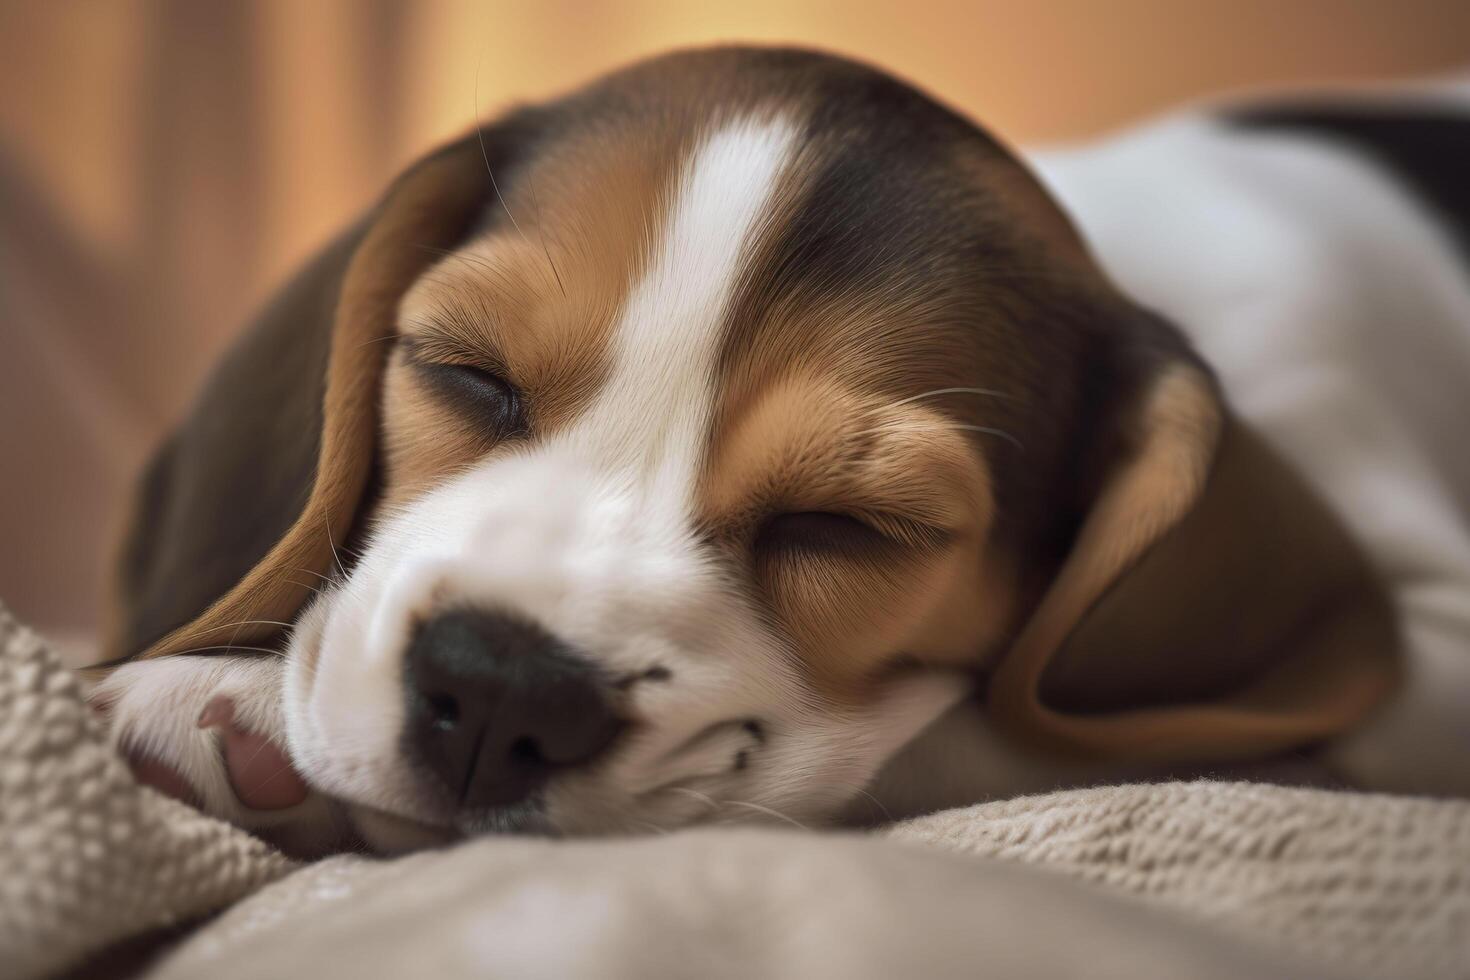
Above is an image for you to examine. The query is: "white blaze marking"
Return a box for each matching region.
[291,115,825,834]
[562,115,800,504]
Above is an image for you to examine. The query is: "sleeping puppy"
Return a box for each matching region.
[89,47,1422,854]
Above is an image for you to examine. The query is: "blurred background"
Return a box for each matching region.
[3,0,1470,647]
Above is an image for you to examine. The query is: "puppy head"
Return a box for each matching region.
[109,48,1397,847]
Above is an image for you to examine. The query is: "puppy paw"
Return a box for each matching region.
[89,654,346,856]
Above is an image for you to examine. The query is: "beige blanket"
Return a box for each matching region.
[3,602,1467,979]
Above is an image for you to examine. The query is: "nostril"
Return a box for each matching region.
[426,693,460,731]
[405,609,625,810]
[509,736,544,767]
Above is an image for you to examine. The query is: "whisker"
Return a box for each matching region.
[323,514,349,581]
[848,418,1022,452]
[325,535,364,560]
[723,799,809,831]
[247,759,297,793]
[952,423,1025,452]
[286,569,371,613]
[527,173,567,299]
[171,645,285,657]
[283,578,327,599]
[230,726,278,778]
[666,787,808,831]
[851,787,894,825]
[891,386,1010,407]
[668,786,721,812]
[223,594,254,656]
[355,334,400,350]
[474,56,527,243]
[165,619,296,647]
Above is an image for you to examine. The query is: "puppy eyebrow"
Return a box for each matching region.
[397,330,512,377]
[399,289,514,365]
[774,440,974,535]
[397,307,522,385]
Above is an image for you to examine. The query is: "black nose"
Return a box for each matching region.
[404,610,623,810]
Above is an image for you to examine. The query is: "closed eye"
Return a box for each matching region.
[402,339,527,440]
[754,511,889,557]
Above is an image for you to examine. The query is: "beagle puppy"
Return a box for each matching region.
[91,47,1435,854]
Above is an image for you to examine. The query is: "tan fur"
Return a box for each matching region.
[381,128,685,507]
[701,147,1033,699]
[111,49,1400,784]
[700,368,1009,698]
[385,116,1022,704]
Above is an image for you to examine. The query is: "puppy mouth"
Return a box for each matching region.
[359,714,774,844]
[627,717,771,813]
[646,717,767,781]
[296,600,783,840]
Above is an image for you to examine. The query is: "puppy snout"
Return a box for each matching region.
[404,609,623,811]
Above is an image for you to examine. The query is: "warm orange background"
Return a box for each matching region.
[4,1,1469,639]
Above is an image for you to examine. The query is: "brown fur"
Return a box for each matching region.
[381,126,685,506]
[701,371,1010,697]
[992,393,1399,760]
[113,139,496,662]
[105,47,1399,774]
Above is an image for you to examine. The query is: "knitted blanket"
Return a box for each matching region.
[3,602,1468,979]
[0,603,295,978]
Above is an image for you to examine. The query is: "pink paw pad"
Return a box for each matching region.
[196,695,310,810]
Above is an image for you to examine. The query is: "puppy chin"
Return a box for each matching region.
[349,804,459,855]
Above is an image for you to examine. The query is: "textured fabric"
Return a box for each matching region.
[150,784,1470,980]
[891,782,1470,980]
[3,601,1468,979]
[0,602,296,979]
[151,830,1333,980]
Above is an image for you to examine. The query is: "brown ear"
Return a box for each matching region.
[986,337,1400,763]
[104,135,501,663]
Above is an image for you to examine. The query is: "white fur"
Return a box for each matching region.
[280,115,963,848]
[105,85,1470,847]
[91,655,345,853]
[1019,86,1470,797]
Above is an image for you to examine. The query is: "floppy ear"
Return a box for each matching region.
[104,135,499,663]
[986,313,1400,763]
